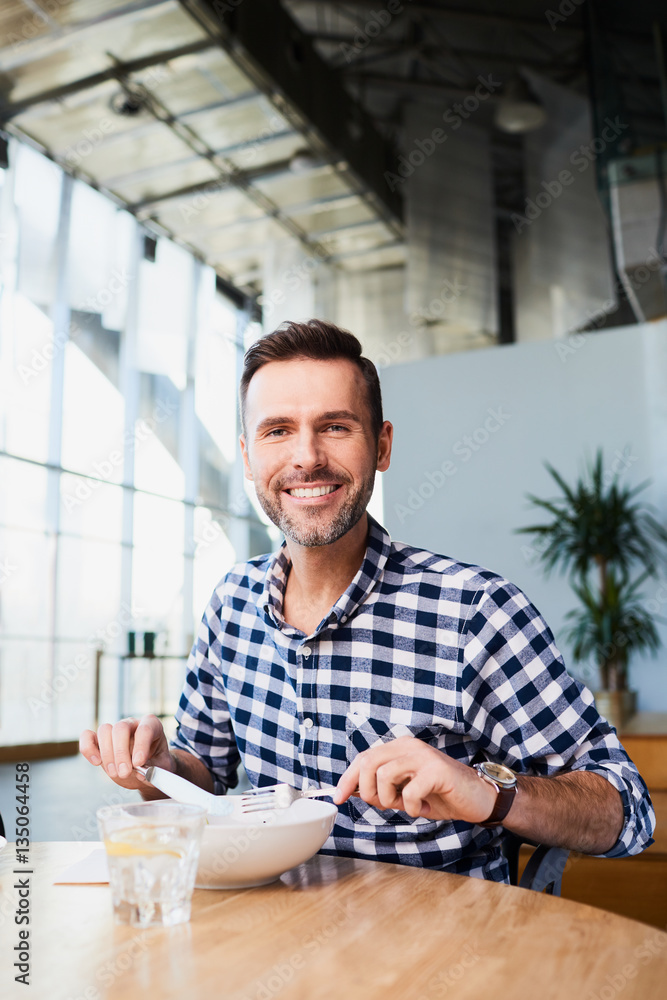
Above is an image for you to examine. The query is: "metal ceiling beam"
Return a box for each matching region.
[311,35,581,74]
[0,0,172,71]
[104,66,342,265]
[0,39,216,121]
[348,72,667,122]
[346,72,503,100]
[100,127,298,189]
[286,1,584,35]
[178,0,403,227]
[329,239,404,262]
[1,118,253,298]
[127,156,306,212]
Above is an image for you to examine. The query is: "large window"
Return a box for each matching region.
[0,138,272,746]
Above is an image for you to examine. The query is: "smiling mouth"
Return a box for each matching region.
[283,485,342,498]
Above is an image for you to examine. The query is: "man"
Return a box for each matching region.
[80,319,655,881]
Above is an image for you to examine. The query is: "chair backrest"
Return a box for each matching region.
[502,832,570,895]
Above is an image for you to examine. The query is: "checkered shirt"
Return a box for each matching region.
[171,515,655,882]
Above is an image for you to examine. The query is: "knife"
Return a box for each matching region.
[134,764,236,817]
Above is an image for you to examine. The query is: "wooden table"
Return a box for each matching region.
[1,844,666,1000]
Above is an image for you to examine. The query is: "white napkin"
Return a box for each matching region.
[54,845,109,884]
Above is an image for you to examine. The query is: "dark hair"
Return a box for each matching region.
[239,318,383,440]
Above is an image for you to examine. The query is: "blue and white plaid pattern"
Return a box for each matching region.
[171,515,655,882]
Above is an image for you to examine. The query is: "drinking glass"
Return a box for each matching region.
[97,801,206,927]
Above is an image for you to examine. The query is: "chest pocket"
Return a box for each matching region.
[345,714,449,838]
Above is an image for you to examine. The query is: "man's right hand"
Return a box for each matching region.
[79,714,174,791]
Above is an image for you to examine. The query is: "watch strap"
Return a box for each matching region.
[479,782,517,827]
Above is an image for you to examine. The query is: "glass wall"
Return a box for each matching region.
[0,138,272,746]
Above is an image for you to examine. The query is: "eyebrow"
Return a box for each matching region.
[255,410,363,434]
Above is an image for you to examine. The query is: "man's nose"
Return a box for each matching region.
[291,429,326,470]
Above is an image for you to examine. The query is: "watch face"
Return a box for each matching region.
[481,762,516,787]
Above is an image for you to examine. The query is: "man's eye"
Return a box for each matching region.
[267,428,286,437]
[326,424,347,432]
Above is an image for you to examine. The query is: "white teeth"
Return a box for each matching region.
[288,485,339,498]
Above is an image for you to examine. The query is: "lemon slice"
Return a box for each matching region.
[105,827,185,858]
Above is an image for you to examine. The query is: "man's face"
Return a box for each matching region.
[240,357,392,547]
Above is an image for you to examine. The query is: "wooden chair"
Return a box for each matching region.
[502,832,570,895]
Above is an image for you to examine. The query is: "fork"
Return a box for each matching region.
[135,765,346,817]
[239,783,341,814]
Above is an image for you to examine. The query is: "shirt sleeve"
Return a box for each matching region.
[459,576,655,858]
[169,586,241,795]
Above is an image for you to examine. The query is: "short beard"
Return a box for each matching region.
[254,473,375,547]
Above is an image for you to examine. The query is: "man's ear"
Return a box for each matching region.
[376,421,393,473]
[239,435,253,481]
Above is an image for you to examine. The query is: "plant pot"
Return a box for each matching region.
[594,690,637,732]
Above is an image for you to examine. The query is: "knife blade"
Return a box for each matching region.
[135,764,236,817]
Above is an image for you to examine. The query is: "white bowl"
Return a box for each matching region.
[195,799,338,889]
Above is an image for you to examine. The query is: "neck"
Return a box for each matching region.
[283,513,370,613]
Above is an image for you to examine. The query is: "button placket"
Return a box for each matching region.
[296,641,319,780]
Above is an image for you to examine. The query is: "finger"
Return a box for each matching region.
[131,715,164,768]
[334,736,424,805]
[357,753,381,807]
[111,718,138,778]
[401,770,443,818]
[333,758,362,804]
[373,753,444,816]
[79,730,102,766]
[375,757,415,811]
[96,723,116,777]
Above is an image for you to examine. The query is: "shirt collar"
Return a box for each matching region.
[260,513,392,634]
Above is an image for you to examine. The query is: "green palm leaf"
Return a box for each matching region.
[516,449,667,690]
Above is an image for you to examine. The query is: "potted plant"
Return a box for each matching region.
[516,450,667,731]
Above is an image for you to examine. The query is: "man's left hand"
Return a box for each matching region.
[333,735,499,824]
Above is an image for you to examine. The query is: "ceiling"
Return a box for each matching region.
[1,0,665,309]
[0,0,404,299]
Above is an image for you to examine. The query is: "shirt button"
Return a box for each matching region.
[303,718,314,729]
[340,615,347,623]
[300,646,312,657]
